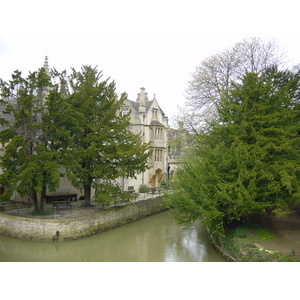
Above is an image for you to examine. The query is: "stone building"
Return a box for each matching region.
[120,87,169,192]
[0,58,170,199]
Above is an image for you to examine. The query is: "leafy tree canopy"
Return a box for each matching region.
[165,66,300,236]
[0,64,150,210]
[65,66,150,205]
[0,68,67,211]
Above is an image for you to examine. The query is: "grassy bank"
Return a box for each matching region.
[210,223,298,262]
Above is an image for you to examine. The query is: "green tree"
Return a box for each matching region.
[0,68,76,211]
[165,66,300,236]
[0,68,68,211]
[66,66,149,206]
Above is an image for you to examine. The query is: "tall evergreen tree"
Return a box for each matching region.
[166,66,300,235]
[66,66,149,206]
[0,68,67,211]
[0,69,51,210]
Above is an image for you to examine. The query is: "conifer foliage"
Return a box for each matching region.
[166,66,300,235]
[0,68,63,211]
[0,65,149,211]
[66,66,149,206]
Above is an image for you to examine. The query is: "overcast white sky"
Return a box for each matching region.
[1,0,300,123]
[0,0,298,291]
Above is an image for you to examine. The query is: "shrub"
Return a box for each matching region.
[139,184,148,193]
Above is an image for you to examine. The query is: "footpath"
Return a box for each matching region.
[256,212,300,260]
[3,192,163,219]
[211,211,300,262]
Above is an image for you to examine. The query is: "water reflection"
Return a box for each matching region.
[164,222,211,262]
[0,211,226,262]
[178,229,205,261]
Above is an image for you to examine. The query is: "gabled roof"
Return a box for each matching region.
[126,100,139,112]
[126,99,165,116]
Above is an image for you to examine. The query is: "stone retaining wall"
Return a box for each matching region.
[0,196,166,241]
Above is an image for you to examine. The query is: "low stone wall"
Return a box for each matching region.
[0,196,166,241]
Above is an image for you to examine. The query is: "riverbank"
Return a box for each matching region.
[0,195,167,241]
[2,193,299,262]
[209,212,300,262]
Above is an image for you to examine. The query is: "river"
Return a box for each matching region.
[0,211,226,262]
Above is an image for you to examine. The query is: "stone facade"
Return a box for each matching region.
[120,87,169,192]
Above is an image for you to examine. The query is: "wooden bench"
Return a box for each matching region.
[125,189,137,194]
[52,201,73,210]
[147,187,159,194]
[11,200,26,207]
[0,202,9,211]
[46,193,77,204]
[125,186,137,194]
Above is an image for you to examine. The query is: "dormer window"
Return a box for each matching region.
[122,108,130,116]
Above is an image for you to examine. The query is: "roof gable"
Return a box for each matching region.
[124,88,166,117]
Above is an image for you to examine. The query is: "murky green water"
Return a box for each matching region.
[0,211,226,262]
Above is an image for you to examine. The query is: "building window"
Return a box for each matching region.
[153,128,163,141]
[154,149,163,162]
[152,109,158,120]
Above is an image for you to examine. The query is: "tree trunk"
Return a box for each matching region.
[39,185,46,211]
[84,183,92,206]
[32,191,38,212]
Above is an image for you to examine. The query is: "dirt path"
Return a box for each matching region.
[258,212,300,260]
